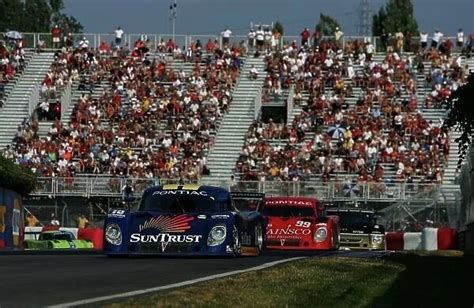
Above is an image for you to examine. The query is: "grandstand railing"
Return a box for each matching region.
[30,176,440,203]
[60,81,72,119]
[1,32,459,51]
[254,86,262,120]
[28,85,40,116]
[286,84,295,124]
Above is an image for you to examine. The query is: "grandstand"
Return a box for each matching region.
[0,32,472,229]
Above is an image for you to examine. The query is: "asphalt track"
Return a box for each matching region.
[0,250,390,307]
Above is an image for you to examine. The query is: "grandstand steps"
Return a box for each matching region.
[202,56,266,185]
[1,51,35,104]
[0,52,55,148]
[37,121,53,136]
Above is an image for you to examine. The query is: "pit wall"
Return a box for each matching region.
[0,188,23,249]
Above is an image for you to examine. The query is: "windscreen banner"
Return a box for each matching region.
[0,188,24,249]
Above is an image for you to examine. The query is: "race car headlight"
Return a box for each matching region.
[371,234,384,244]
[207,224,227,246]
[105,224,122,245]
[314,227,327,243]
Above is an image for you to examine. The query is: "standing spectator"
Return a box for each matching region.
[77,214,89,228]
[221,27,232,47]
[248,28,256,51]
[51,25,61,49]
[334,27,344,47]
[313,29,322,47]
[255,26,265,52]
[115,26,124,46]
[26,213,39,227]
[456,28,464,50]
[431,30,443,49]
[300,27,310,46]
[50,213,60,226]
[420,31,428,49]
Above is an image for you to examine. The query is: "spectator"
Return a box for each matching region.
[51,25,62,49]
[431,30,443,49]
[26,213,40,227]
[420,31,428,49]
[249,65,258,80]
[300,27,310,46]
[255,26,265,52]
[456,28,464,50]
[50,213,60,226]
[221,27,232,47]
[77,214,89,228]
[115,26,124,46]
[334,27,344,47]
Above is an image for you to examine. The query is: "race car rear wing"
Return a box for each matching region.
[231,192,265,212]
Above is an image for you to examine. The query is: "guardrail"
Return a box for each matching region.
[30,176,441,203]
[1,32,460,51]
[286,84,295,124]
[60,81,72,119]
[28,85,39,116]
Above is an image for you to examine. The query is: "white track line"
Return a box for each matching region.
[48,257,305,308]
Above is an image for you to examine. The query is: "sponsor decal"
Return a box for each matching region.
[265,200,313,206]
[266,225,312,237]
[130,233,202,244]
[108,209,126,218]
[280,239,286,246]
[197,215,207,219]
[139,214,193,232]
[242,232,252,245]
[152,190,208,196]
[211,215,230,219]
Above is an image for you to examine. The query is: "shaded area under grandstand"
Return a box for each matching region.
[0,250,387,307]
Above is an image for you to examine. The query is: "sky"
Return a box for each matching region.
[63,0,474,36]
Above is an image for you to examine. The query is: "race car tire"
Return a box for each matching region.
[254,223,264,256]
[232,225,242,257]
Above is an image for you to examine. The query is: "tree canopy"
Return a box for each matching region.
[372,0,418,36]
[273,21,284,36]
[0,0,82,33]
[442,73,474,169]
[315,14,340,36]
[0,155,36,195]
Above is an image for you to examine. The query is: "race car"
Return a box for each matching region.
[259,197,340,250]
[23,230,94,250]
[104,184,265,256]
[327,208,385,250]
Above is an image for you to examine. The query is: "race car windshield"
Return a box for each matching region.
[39,233,74,241]
[140,193,227,213]
[330,212,375,228]
[262,206,315,217]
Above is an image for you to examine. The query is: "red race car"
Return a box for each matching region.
[259,197,340,250]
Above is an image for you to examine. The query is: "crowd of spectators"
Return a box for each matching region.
[3,37,243,184]
[235,36,458,187]
[0,38,26,108]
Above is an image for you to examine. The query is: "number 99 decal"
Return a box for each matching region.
[295,221,311,228]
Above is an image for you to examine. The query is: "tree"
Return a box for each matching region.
[372,0,418,36]
[0,155,36,195]
[442,73,474,169]
[315,14,340,36]
[273,21,284,36]
[0,0,82,33]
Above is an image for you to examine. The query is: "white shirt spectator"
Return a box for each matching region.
[433,31,443,43]
[256,29,264,42]
[420,32,428,43]
[115,28,124,39]
[457,30,464,45]
[221,29,232,38]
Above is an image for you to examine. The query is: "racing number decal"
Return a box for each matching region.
[111,210,126,215]
[295,221,311,228]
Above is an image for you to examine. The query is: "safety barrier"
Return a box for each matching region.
[385,227,458,251]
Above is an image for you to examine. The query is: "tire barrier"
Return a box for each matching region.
[385,227,458,251]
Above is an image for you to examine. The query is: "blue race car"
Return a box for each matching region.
[104,184,265,256]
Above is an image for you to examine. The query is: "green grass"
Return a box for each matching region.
[106,253,474,308]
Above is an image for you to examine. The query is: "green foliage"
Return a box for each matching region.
[442,73,474,169]
[273,21,284,35]
[315,14,340,36]
[0,0,82,33]
[0,155,36,195]
[372,0,418,36]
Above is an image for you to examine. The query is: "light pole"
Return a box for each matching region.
[170,0,177,44]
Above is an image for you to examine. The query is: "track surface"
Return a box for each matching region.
[0,250,388,307]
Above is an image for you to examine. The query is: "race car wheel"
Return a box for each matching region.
[232,225,241,257]
[255,223,264,255]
